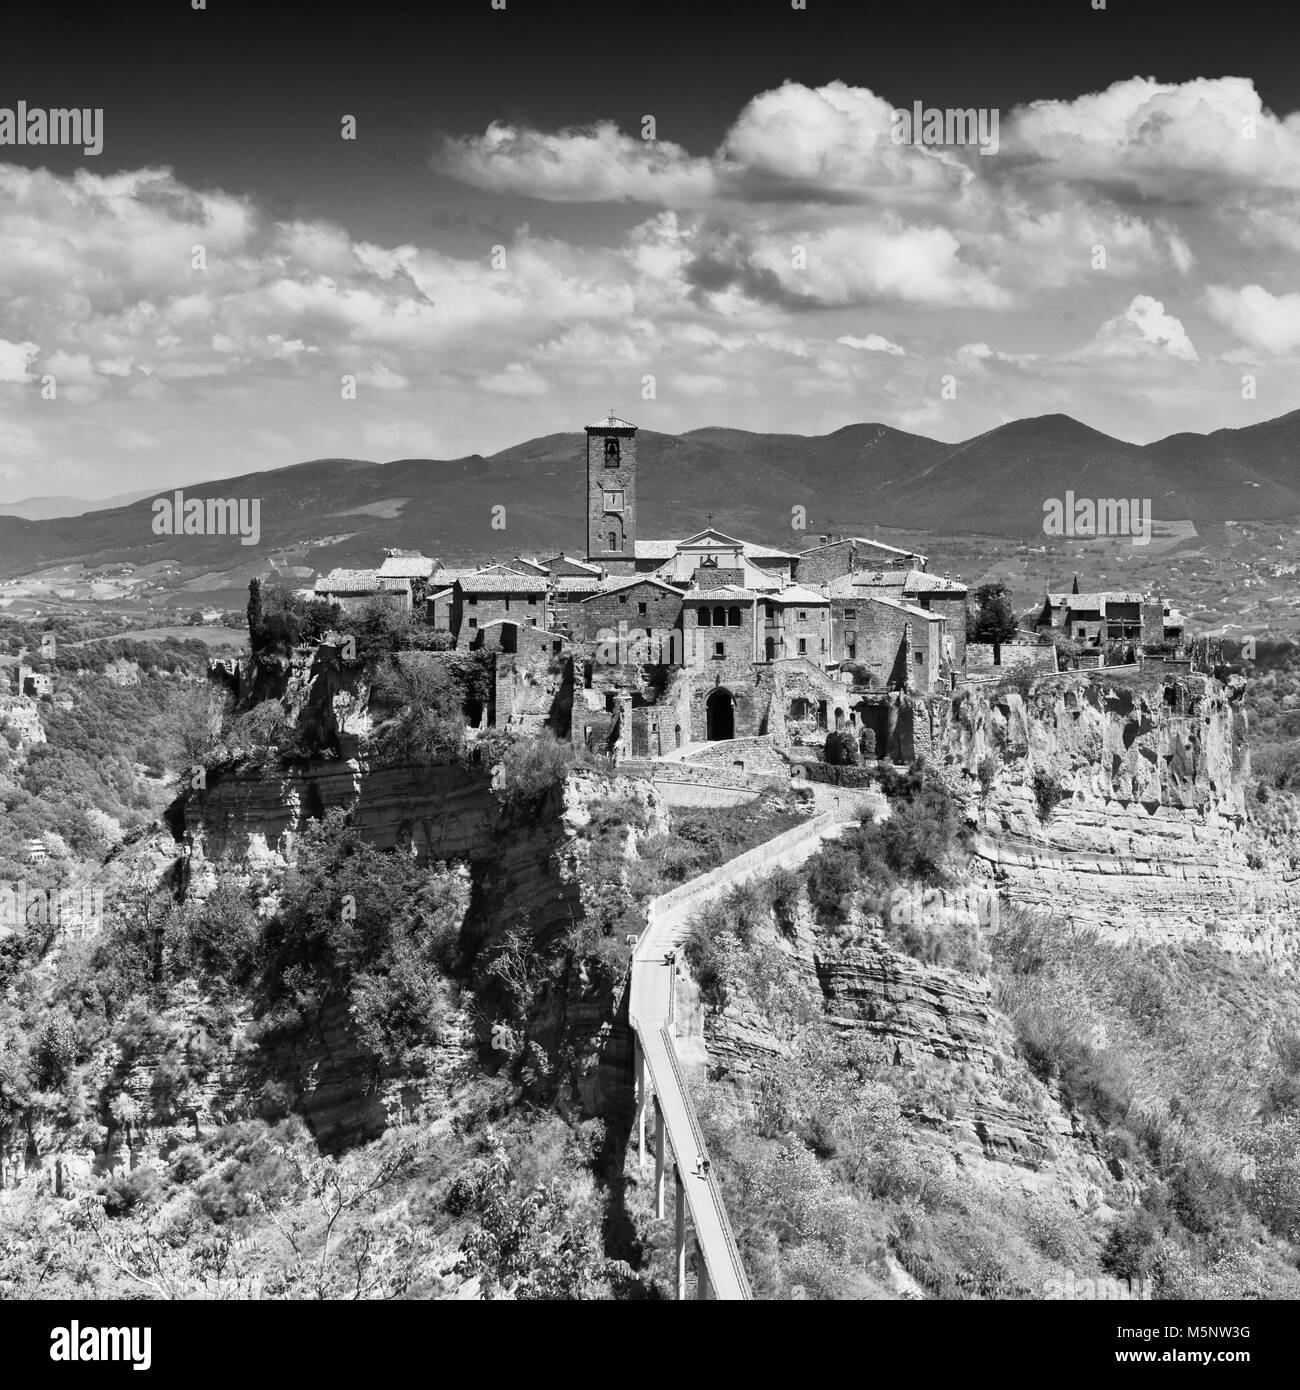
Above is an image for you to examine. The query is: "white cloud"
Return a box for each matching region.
[1087,295,1200,362]
[0,338,39,382]
[1204,283,1300,354]
[837,333,905,355]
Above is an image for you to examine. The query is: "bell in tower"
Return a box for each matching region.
[585,411,637,574]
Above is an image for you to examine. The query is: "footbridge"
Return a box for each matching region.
[628,793,876,1298]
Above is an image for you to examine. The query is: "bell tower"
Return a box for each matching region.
[585,412,637,574]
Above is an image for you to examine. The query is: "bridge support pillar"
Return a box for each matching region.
[635,1040,647,1171]
[674,1165,687,1302]
[696,1241,710,1300]
[654,1098,666,1219]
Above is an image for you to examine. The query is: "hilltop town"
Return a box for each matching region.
[303,413,1189,765]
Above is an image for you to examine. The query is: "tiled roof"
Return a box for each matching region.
[903,571,967,595]
[634,539,681,560]
[1056,591,1144,611]
[771,585,829,605]
[378,555,435,578]
[511,557,550,576]
[869,594,944,621]
[800,535,927,560]
[459,570,549,594]
[541,553,602,575]
[315,568,381,593]
[554,577,602,594]
[587,414,636,431]
[584,575,685,600]
[685,586,754,601]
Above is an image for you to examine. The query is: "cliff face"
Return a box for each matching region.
[677,894,1115,1210]
[933,675,1300,960]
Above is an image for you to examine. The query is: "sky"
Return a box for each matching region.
[1,0,1299,500]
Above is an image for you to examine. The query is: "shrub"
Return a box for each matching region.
[494,734,576,817]
[1100,1207,1161,1280]
[976,754,997,797]
[858,727,877,761]
[804,845,859,922]
[1032,769,1067,821]
[823,729,860,766]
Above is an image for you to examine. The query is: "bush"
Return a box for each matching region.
[824,729,860,766]
[858,727,877,761]
[976,754,997,797]
[494,734,576,817]
[1032,769,1067,821]
[804,845,859,922]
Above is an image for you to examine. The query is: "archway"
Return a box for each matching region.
[706,687,735,741]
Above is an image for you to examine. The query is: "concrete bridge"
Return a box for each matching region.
[628,794,877,1298]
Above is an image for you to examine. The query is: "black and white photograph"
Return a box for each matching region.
[1,0,1299,1357]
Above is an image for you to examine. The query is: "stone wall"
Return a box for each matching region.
[576,579,683,646]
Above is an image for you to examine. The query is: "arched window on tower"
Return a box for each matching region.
[608,531,618,551]
[727,607,741,627]
[604,436,620,467]
[698,607,712,627]
[712,606,725,628]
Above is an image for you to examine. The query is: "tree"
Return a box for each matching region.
[246,578,262,646]
[968,582,1018,664]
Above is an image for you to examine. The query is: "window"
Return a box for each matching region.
[798,637,807,655]
[528,594,537,604]
[467,596,477,605]
[638,601,647,615]
[468,617,477,629]
[713,607,725,627]
[552,641,562,654]
[604,436,620,467]
[914,650,923,664]
[608,531,618,550]
[603,490,624,511]
[844,607,857,620]
[619,594,628,604]
[727,607,741,627]
[529,617,537,627]
[797,610,807,622]
[845,636,856,659]
[713,641,725,659]
[698,607,712,627]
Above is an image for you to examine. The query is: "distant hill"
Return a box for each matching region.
[1,410,1298,597]
[0,488,157,521]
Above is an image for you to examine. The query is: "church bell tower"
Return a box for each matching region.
[585,412,637,574]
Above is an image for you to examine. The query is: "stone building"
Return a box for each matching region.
[794,534,927,585]
[314,568,388,612]
[586,414,638,574]
[762,585,830,663]
[455,565,549,641]
[576,575,684,659]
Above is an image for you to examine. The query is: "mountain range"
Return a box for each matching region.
[2,409,1299,596]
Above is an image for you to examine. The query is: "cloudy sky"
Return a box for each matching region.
[1,0,1299,500]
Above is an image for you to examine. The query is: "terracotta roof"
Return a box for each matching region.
[315,568,381,593]
[583,575,685,600]
[378,555,435,578]
[459,570,549,594]
[800,535,926,560]
[903,571,967,595]
[586,413,636,431]
[770,585,829,605]
[541,553,602,575]
[869,594,943,621]
[634,539,681,560]
[685,586,755,601]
